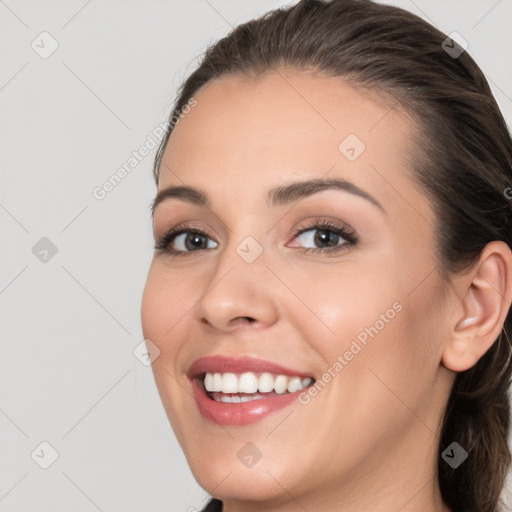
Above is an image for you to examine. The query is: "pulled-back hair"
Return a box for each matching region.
[153,1,512,510]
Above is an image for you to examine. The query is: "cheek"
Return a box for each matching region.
[140,264,193,439]
[396,274,446,373]
[287,262,401,354]
[290,256,439,401]
[141,267,166,343]
[141,262,197,343]
[341,272,445,420]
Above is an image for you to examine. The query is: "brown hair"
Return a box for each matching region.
[152,1,512,510]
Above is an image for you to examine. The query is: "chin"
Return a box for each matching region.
[192,463,291,503]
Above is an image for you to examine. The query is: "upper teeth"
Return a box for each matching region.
[203,372,313,394]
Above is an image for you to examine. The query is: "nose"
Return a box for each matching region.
[194,242,280,333]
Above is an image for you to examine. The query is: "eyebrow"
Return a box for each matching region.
[150,177,385,217]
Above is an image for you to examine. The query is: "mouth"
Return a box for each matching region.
[201,371,314,403]
[187,355,316,425]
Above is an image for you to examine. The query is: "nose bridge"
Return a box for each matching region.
[213,211,271,282]
[193,226,279,330]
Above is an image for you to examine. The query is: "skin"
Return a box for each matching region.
[141,68,512,512]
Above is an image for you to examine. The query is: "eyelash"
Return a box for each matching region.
[154,219,358,257]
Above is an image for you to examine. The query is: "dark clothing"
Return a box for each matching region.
[201,498,223,511]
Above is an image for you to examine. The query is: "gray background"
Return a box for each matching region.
[1,1,511,511]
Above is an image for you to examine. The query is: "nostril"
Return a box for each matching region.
[232,316,257,325]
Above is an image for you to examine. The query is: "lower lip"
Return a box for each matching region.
[191,378,308,426]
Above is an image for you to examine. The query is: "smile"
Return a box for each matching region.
[203,371,313,401]
[187,356,316,425]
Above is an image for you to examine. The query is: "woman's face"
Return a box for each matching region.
[141,70,455,505]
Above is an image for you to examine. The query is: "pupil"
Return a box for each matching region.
[186,233,205,250]
[315,229,338,248]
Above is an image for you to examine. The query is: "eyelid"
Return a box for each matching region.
[154,217,358,255]
[155,220,217,241]
[154,221,218,251]
[289,217,357,243]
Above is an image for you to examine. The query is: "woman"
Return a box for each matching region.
[141,1,512,511]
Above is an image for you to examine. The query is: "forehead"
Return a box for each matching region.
[158,69,431,223]
[165,69,410,158]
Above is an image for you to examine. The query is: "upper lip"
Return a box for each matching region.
[187,355,314,380]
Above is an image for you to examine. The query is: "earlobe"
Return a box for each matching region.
[441,241,512,373]
[442,328,479,372]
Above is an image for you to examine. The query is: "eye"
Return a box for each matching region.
[154,219,358,257]
[154,224,217,257]
[289,219,358,254]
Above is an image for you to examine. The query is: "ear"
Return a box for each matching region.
[442,241,512,373]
